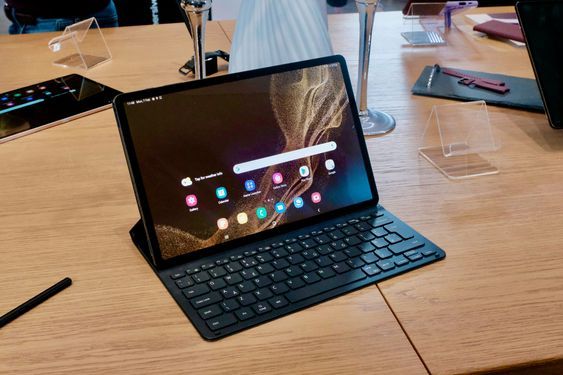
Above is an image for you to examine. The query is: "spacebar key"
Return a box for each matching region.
[286,270,367,303]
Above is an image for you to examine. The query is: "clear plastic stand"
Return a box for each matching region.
[48,18,111,70]
[419,101,501,179]
[402,2,447,46]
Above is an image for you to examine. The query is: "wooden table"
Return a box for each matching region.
[2,8,563,374]
[0,21,426,375]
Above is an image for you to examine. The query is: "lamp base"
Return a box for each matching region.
[359,109,396,136]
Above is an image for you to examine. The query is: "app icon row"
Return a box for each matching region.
[213,192,322,230]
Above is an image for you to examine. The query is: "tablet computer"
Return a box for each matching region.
[0,74,121,143]
[517,1,563,129]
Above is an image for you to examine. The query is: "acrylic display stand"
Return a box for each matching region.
[48,18,111,70]
[402,2,447,46]
[419,101,501,179]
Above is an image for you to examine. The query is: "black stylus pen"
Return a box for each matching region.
[0,277,72,329]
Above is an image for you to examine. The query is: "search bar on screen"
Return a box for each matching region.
[233,141,337,174]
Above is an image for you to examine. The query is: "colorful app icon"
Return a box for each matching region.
[244,179,256,192]
[293,197,304,208]
[185,194,198,207]
[237,212,248,224]
[181,177,193,187]
[256,207,268,219]
[272,172,283,184]
[274,202,286,214]
[216,186,228,199]
[311,192,322,204]
[299,165,310,177]
[217,218,229,230]
[325,159,335,171]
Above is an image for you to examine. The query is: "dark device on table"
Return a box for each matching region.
[0,74,121,143]
[517,1,563,129]
[112,55,446,340]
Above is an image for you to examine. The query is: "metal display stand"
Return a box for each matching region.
[47,18,111,70]
[179,0,212,80]
[419,101,501,179]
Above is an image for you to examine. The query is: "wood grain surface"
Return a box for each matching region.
[0,22,428,375]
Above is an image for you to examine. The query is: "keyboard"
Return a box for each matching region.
[160,205,445,340]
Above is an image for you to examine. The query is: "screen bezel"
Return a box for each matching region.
[0,74,122,143]
[517,1,563,129]
[113,55,380,269]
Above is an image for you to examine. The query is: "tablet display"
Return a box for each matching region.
[517,1,563,128]
[0,74,121,142]
[116,57,377,262]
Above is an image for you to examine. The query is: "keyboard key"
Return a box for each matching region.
[253,302,272,315]
[422,249,437,257]
[317,268,336,279]
[389,239,425,254]
[406,252,423,261]
[288,254,305,265]
[256,264,275,275]
[230,255,244,261]
[372,238,389,249]
[271,241,284,248]
[235,307,255,321]
[315,256,333,267]
[375,249,393,259]
[207,313,237,331]
[238,293,257,306]
[362,264,381,277]
[344,247,362,258]
[297,234,310,240]
[193,271,210,284]
[346,257,365,269]
[376,260,395,271]
[221,299,239,312]
[394,256,410,267]
[330,240,348,251]
[191,292,222,309]
[302,250,319,260]
[198,304,222,320]
[241,269,259,280]
[300,261,319,272]
[344,236,361,246]
[269,271,288,283]
[256,253,274,263]
[284,238,297,244]
[201,263,215,270]
[385,234,402,245]
[226,262,242,273]
[220,287,240,299]
[317,244,333,255]
[224,273,243,285]
[332,262,351,274]
[300,238,317,249]
[253,276,272,288]
[271,248,289,259]
[269,296,289,309]
[359,215,371,221]
[341,227,358,236]
[358,231,375,241]
[302,272,321,284]
[171,272,185,280]
[384,223,416,240]
[216,258,229,266]
[241,258,258,268]
[243,250,258,257]
[357,242,376,253]
[237,281,256,293]
[208,278,226,290]
[209,266,226,278]
[361,252,378,264]
[354,222,372,232]
[286,278,306,290]
[270,283,289,295]
[286,270,367,303]
[257,246,272,253]
[328,230,345,240]
[272,259,290,270]
[285,243,303,253]
[285,265,304,278]
[371,227,387,237]
[368,216,393,228]
[329,252,347,263]
[183,284,210,299]
[254,288,274,300]
[185,266,201,275]
[313,234,331,245]
[175,277,194,289]
[311,230,324,236]
[323,226,336,232]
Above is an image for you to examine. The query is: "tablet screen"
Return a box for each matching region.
[0,74,121,141]
[121,60,375,260]
[518,2,563,128]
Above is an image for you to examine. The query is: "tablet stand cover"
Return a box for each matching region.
[412,65,544,112]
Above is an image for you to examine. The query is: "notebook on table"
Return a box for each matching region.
[113,55,446,340]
